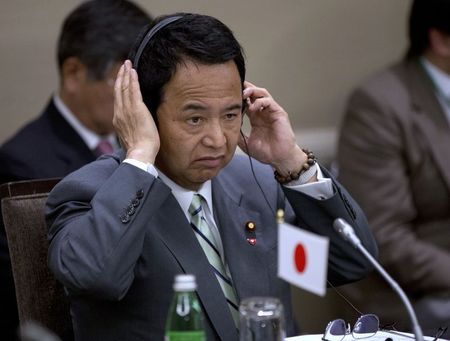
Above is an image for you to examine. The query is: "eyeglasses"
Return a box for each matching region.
[322,314,379,341]
[435,327,448,341]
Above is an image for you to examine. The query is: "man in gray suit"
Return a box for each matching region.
[337,0,450,334]
[47,13,377,340]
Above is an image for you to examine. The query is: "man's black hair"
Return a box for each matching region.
[406,0,450,59]
[57,0,152,80]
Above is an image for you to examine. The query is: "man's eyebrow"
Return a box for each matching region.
[181,103,243,112]
[225,103,243,111]
[182,103,207,112]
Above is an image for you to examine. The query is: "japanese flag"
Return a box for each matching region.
[278,221,329,296]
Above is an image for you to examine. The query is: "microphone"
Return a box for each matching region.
[333,218,424,341]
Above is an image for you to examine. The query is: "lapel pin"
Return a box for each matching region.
[245,221,256,231]
[246,237,256,246]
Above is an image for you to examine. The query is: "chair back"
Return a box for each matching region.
[0,178,72,340]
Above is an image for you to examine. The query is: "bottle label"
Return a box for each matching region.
[165,331,206,341]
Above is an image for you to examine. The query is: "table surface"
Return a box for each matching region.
[286,330,449,341]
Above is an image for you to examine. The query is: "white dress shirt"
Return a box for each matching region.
[421,57,450,125]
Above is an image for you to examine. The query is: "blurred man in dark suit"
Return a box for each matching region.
[0,1,151,339]
[337,0,450,334]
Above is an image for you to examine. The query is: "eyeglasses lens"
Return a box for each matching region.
[352,314,379,339]
[323,319,347,341]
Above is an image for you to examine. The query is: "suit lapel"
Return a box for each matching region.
[153,191,238,340]
[45,99,96,168]
[212,175,272,300]
[408,61,450,189]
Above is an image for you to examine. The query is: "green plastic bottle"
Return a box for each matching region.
[165,274,206,341]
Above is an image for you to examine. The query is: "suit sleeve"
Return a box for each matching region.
[283,166,378,286]
[337,87,450,295]
[46,158,171,300]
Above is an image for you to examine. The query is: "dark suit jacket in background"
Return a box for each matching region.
[337,59,450,331]
[46,151,377,340]
[0,99,96,183]
[0,99,96,340]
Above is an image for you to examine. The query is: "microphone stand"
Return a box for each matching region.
[333,218,424,341]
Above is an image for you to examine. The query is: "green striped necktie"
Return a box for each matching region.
[189,194,240,327]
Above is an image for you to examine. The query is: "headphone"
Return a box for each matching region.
[133,15,183,71]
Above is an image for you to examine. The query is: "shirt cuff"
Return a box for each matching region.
[123,158,158,178]
[284,165,333,200]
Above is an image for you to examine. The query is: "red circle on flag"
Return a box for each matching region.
[294,244,307,273]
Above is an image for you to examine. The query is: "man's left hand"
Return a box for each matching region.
[239,81,310,178]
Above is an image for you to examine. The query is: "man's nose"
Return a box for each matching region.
[202,121,226,147]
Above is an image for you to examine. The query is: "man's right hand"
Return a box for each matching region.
[113,60,160,164]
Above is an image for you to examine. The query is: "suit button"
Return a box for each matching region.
[136,189,144,199]
[120,213,130,224]
[132,198,140,207]
[127,205,136,216]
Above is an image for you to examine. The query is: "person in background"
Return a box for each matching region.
[46,13,377,340]
[337,0,450,334]
[0,1,151,339]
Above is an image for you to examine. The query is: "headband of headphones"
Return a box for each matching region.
[133,15,183,69]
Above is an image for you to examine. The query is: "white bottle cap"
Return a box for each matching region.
[173,274,197,291]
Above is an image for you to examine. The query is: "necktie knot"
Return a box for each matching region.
[189,194,203,217]
[94,140,114,156]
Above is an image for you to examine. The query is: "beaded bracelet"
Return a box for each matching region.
[274,148,317,184]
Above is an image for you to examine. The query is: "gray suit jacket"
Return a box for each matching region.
[46,152,377,340]
[337,59,450,330]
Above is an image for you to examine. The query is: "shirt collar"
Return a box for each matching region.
[156,169,213,221]
[421,57,450,99]
[53,93,117,150]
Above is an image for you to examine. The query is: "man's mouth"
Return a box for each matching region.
[195,156,224,168]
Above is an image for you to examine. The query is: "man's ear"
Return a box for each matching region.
[428,28,450,57]
[60,57,87,94]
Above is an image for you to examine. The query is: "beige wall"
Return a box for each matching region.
[1,0,410,146]
[0,0,412,333]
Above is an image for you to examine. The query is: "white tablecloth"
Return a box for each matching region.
[286,330,449,341]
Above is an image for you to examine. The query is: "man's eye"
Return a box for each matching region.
[187,117,202,125]
[225,113,238,120]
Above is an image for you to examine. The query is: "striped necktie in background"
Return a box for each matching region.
[189,194,240,327]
